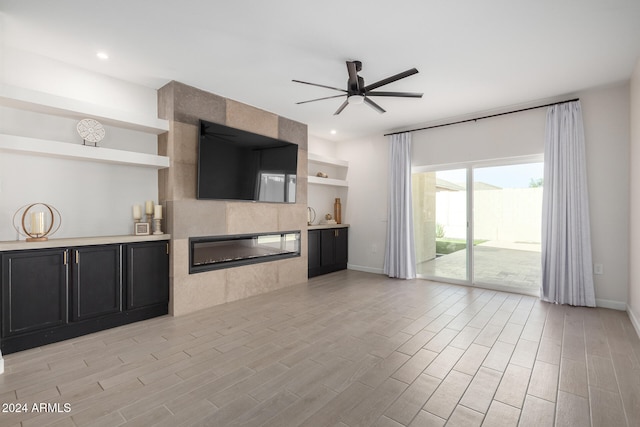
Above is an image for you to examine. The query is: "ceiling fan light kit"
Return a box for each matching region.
[347,94,365,105]
[293,60,423,115]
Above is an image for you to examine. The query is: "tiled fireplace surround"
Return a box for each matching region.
[158,81,308,316]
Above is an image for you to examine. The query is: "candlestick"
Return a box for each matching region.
[153,217,163,235]
[133,205,142,221]
[154,204,162,219]
[31,212,45,235]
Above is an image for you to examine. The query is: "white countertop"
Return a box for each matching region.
[0,234,171,251]
[308,223,350,230]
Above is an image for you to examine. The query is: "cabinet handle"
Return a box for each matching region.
[63,251,67,265]
[75,250,79,264]
[166,243,169,255]
[335,230,339,237]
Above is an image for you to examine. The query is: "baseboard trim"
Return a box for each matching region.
[595,298,627,311]
[343,270,632,315]
[627,304,640,339]
[347,264,384,275]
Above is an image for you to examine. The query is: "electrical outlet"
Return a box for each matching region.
[371,244,378,254]
[594,263,604,275]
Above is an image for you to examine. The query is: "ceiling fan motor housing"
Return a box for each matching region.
[349,76,365,95]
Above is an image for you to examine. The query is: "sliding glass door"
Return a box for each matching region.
[413,157,543,295]
[472,162,543,293]
[413,168,468,282]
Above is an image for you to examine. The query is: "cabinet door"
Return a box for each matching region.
[320,229,336,268]
[334,228,348,266]
[308,230,321,270]
[71,245,122,321]
[126,241,169,310]
[1,249,68,337]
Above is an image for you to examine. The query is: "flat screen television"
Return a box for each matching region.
[197,120,298,203]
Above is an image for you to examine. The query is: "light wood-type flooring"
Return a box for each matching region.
[1,270,639,426]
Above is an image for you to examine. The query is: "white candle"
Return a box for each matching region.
[31,212,45,235]
[133,205,142,220]
[145,200,154,215]
[154,205,162,219]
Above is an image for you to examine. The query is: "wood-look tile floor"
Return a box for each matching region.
[1,270,639,427]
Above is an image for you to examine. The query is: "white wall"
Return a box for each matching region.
[629,58,640,332]
[0,49,161,240]
[308,135,339,159]
[2,47,158,117]
[580,84,630,309]
[412,106,546,166]
[336,134,389,273]
[340,83,631,308]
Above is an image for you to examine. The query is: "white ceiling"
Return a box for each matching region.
[1,0,640,141]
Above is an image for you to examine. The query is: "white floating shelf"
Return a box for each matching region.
[308,175,348,187]
[0,84,169,135]
[0,134,170,169]
[308,152,349,168]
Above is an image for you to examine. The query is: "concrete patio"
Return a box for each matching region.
[416,241,541,293]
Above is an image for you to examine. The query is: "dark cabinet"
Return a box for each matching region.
[71,245,122,321]
[308,229,321,272]
[126,241,169,310]
[334,228,348,266]
[1,249,68,337]
[1,240,169,354]
[308,227,348,277]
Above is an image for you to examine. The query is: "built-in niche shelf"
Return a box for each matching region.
[0,83,169,135]
[308,152,349,187]
[0,134,170,169]
[0,84,170,169]
[308,153,348,168]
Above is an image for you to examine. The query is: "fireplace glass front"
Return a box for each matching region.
[189,231,300,274]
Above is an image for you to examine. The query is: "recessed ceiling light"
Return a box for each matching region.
[330,130,337,135]
[96,52,109,60]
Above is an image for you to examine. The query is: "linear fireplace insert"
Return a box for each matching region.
[189,231,301,274]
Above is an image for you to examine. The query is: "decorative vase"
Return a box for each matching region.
[334,198,342,224]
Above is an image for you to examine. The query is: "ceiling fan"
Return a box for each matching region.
[293,60,423,115]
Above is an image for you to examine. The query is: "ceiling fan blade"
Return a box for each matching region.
[346,61,360,92]
[366,91,423,98]
[364,68,419,92]
[296,94,346,105]
[292,79,347,93]
[334,99,349,115]
[364,97,386,114]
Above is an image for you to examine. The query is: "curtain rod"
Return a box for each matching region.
[384,98,580,137]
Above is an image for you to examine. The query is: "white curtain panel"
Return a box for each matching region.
[384,132,417,279]
[541,101,596,306]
